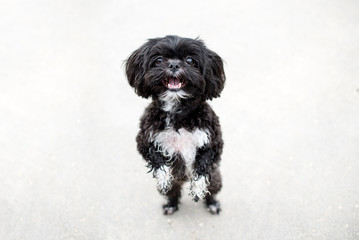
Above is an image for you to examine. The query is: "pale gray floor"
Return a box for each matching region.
[0,0,359,239]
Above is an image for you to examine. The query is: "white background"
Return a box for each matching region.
[0,0,358,239]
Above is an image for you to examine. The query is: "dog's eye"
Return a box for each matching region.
[155,57,164,64]
[185,57,195,66]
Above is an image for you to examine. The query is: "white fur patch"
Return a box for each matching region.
[189,175,210,200]
[159,90,191,112]
[152,128,210,167]
[155,165,173,194]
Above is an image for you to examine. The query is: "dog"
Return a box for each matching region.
[125,35,225,215]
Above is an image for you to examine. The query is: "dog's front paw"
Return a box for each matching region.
[207,201,221,214]
[205,196,221,214]
[189,175,209,201]
[155,166,173,194]
[163,202,178,215]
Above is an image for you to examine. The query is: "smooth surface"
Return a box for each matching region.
[1,0,359,239]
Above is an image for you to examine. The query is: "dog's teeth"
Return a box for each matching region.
[167,82,182,89]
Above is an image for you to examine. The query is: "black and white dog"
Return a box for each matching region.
[125,35,225,215]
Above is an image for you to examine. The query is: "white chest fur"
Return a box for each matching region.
[152,128,210,167]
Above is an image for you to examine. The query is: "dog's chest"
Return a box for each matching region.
[152,128,210,165]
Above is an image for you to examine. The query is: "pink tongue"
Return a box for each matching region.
[169,77,180,86]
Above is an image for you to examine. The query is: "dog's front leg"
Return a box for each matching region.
[154,165,173,194]
[190,147,217,201]
[190,174,210,201]
[140,145,173,194]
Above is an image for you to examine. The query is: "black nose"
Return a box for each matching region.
[168,60,180,72]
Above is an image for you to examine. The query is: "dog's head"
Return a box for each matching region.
[125,35,225,102]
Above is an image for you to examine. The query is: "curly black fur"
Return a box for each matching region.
[126,35,225,215]
[126,35,225,101]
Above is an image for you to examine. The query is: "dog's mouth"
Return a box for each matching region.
[162,77,187,90]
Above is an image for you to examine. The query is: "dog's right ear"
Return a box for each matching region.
[125,42,151,98]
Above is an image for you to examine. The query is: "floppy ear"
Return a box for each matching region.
[125,43,151,98]
[203,49,226,100]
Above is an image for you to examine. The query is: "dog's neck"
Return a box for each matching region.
[157,90,189,112]
[157,96,202,115]
[153,90,205,131]
[156,98,199,114]
[156,90,198,113]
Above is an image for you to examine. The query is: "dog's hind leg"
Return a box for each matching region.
[205,166,222,214]
[162,180,184,215]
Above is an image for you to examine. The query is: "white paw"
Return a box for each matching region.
[155,166,173,194]
[189,175,209,201]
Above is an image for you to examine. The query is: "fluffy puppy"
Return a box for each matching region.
[125,35,225,215]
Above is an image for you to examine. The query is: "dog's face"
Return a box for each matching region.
[125,35,225,101]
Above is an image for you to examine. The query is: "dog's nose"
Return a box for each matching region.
[168,60,180,72]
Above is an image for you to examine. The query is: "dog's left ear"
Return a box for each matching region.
[203,49,226,100]
[125,42,151,98]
